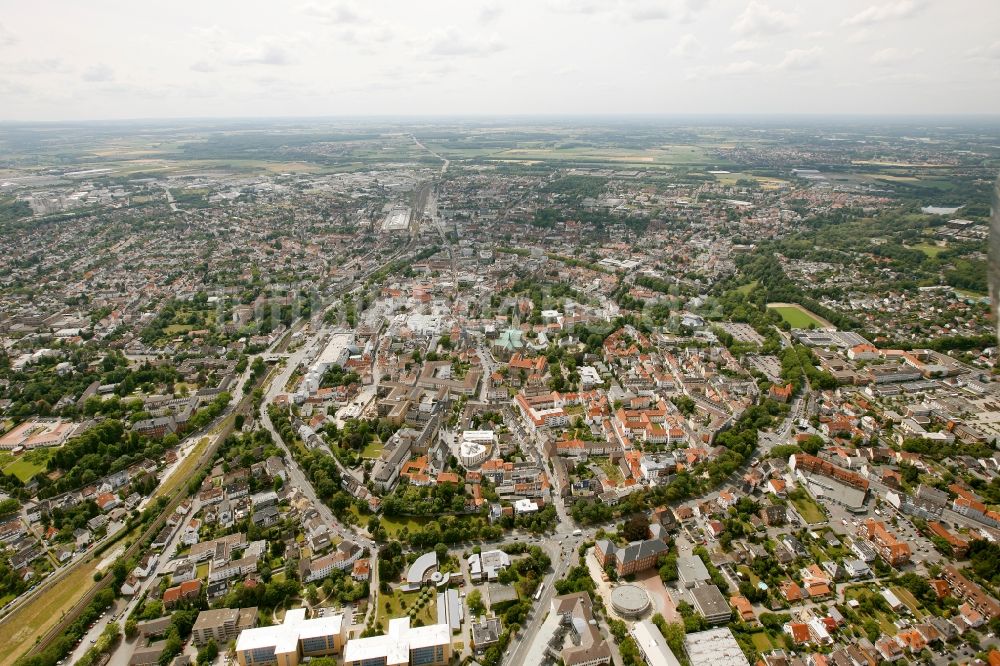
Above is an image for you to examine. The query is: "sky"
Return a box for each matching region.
[1,0,999,121]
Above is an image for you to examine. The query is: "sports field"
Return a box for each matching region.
[767,303,832,329]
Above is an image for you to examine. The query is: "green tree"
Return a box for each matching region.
[467,589,485,617]
[197,639,219,665]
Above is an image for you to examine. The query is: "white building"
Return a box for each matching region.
[467,549,511,583]
[234,607,347,666]
[343,617,451,666]
[459,430,494,467]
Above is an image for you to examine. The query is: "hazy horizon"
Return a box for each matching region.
[3,0,999,121]
[2,113,1000,128]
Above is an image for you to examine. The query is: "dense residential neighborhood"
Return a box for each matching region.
[0,114,998,666]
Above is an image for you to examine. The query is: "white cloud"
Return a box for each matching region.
[965,41,1000,60]
[546,0,607,15]
[728,39,761,53]
[628,2,672,21]
[301,2,367,25]
[0,22,17,46]
[870,47,921,66]
[722,60,764,75]
[843,0,922,27]
[190,60,217,73]
[627,0,708,22]
[671,34,702,58]
[2,0,999,119]
[423,27,506,58]
[8,59,71,76]
[674,0,709,22]
[732,2,796,36]
[82,64,115,82]
[847,28,872,44]
[336,25,395,46]
[191,31,304,68]
[230,44,296,66]
[478,1,504,24]
[777,46,823,70]
[0,79,30,95]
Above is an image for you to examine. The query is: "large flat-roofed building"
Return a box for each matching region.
[235,608,346,666]
[342,617,451,666]
[0,418,79,450]
[383,207,411,232]
[684,627,750,666]
[631,620,681,666]
[677,554,711,589]
[192,607,257,646]
[690,585,732,624]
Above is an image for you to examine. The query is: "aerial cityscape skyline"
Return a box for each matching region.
[1,3,1000,666]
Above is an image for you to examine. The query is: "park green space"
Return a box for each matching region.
[376,587,436,628]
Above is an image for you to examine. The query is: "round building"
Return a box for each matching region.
[610,584,651,619]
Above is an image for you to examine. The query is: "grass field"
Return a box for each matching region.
[737,565,761,588]
[361,439,384,459]
[0,555,102,666]
[767,303,831,329]
[736,281,758,296]
[790,494,826,524]
[908,242,945,257]
[376,587,436,628]
[710,172,789,190]
[843,586,898,636]
[157,435,212,500]
[595,457,623,485]
[750,632,775,651]
[3,449,55,482]
[891,586,927,619]
[954,287,989,300]
[349,506,428,538]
